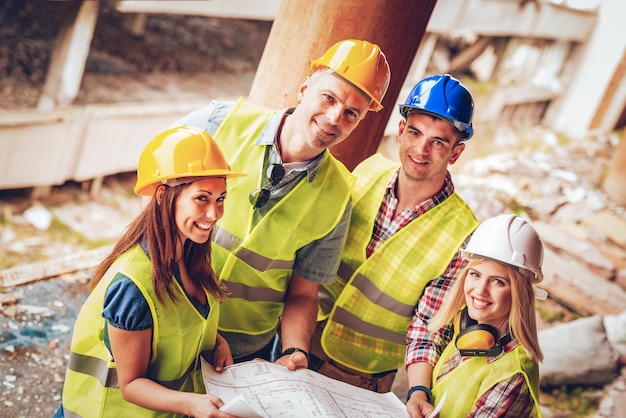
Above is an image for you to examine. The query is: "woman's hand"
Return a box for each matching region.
[406,393,436,418]
[184,393,237,418]
[212,334,234,372]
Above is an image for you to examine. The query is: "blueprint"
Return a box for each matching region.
[201,358,409,418]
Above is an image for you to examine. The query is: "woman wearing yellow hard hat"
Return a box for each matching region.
[55,126,245,418]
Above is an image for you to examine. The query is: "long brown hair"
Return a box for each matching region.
[90,183,228,304]
[428,257,543,362]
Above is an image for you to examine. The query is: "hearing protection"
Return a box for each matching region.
[454,307,509,357]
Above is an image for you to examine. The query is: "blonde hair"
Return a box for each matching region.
[428,257,543,362]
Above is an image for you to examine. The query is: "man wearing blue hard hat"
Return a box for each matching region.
[309,74,479,400]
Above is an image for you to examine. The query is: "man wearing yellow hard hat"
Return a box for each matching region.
[171,40,391,370]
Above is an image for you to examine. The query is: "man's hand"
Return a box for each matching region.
[275,349,308,371]
[277,273,317,371]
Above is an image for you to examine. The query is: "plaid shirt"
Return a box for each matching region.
[379,170,467,369]
[367,170,467,369]
[436,339,535,417]
[366,170,454,257]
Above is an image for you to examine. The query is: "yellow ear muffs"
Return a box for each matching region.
[454,307,502,357]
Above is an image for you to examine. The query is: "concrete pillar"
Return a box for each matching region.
[123,13,148,37]
[248,0,436,170]
[38,0,99,110]
[547,0,626,136]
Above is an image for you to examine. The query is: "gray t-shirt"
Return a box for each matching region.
[172,101,350,358]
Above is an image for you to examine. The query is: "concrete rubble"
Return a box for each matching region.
[455,129,626,416]
[456,128,626,316]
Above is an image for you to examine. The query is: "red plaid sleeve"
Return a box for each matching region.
[405,253,466,367]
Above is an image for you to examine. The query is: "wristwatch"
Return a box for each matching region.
[407,385,433,404]
[280,347,309,362]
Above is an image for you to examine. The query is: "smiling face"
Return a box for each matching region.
[463,259,513,331]
[171,177,227,245]
[291,71,370,154]
[397,112,465,187]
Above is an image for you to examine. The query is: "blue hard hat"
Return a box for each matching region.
[398,74,474,140]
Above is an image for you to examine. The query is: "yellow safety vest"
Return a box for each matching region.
[432,337,542,417]
[320,153,478,374]
[62,245,218,418]
[211,98,355,335]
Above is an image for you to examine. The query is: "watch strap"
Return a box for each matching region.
[280,347,309,362]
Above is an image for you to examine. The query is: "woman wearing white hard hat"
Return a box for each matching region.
[412,214,546,417]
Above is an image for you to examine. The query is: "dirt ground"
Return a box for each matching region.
[0,1,272,110]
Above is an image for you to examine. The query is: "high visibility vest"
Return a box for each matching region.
[212,98,355,335]
[432,337,542,417]
[62,245,219,418]
[319,153,478,374]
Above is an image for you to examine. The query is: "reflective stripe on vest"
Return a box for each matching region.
[432,338,542,417]
[62,245,218,417]
[320,153,478,374]
[67,351,118,388]
[214,226,294,272]
[332,307,406,345]
[211,98,355,335]
[67,351,197,390]
[340,272,416,318]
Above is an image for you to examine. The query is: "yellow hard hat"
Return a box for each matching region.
[310,39,391,112]
[134,126,246,197]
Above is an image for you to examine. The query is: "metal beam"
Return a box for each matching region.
[114,0,280,21]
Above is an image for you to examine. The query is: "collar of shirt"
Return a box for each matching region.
[140,240,150,259]
[384,169,456,216]
[365,170,456,257]
[255,106,326,183]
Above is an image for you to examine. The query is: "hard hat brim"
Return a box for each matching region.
[461,251,544,284]
[398,106,473,140]
[134,170,246,197]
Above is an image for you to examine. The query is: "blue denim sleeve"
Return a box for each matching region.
[102,273,153,330]
[169,100,235,137]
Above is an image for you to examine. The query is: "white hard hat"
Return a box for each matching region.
[463,214,544,284]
